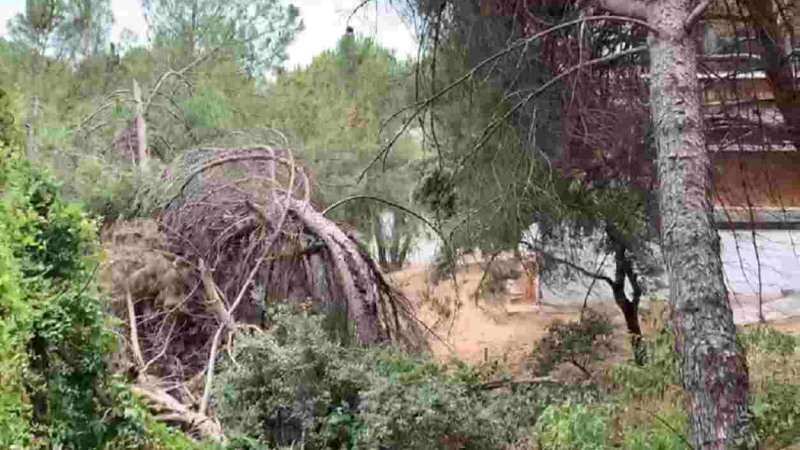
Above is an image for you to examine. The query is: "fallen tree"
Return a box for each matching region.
[102,145,430,441]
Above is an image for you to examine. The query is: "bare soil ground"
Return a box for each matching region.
[390,261,800,367]
[390,261,623,368]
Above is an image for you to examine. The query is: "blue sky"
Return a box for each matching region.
[0,0,417,68]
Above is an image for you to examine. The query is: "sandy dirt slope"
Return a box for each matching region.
[389,261,800,366]
[389,261,613,366]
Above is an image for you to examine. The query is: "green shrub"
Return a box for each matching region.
[739,325,798,356]
[2,159,102,280]
[740,379,800,449]
[531,401,615,450]
[0,90,204,450]
[623,432,687,450]
[65,155,167,223]
[215,304,559,450]
[0,88,37,447]
[0,87,24,187]
[356,354,503,450]
[620,406,689,450]
[532,309,615,377]
[0,154,198,449]
[738,326,800,448]
[0,157,113,448]
[603,309,680,402]
[215,304,369,448]
[0,210,34,448]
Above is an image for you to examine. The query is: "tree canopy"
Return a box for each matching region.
[141,0,304,76]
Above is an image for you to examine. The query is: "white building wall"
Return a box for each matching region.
[404,227,800,303]
[719,230,800,295]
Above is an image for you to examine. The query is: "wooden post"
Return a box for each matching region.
[521,258,539,305]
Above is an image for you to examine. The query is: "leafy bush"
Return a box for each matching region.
[620,406,689,450]
[0,208,33,448]
[0,87,38,447]
[215,304,369,448]
[0,87,24,186]
[215,304,562,450]
[356,353,503,450]
[0,153,202,449]
[739,325,798,357]
[603,318,680,401]
[59,154,167,225]
[531,401,616,450]
[738,326,800,448]
[741,379,800,449]
[531,400,689,450]
[0,156,111,447]
[531,309,615,378]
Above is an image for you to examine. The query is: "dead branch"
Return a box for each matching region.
[104,144,431,445]
[125,283,146,370]
[199,258,236,332]
[685,0,714,31]
[478,376,557,390]
[199,325,225,417]
[130,384,225,443]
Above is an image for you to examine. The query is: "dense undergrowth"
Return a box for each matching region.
[2,152,799,449]
[0,92,206,450]
[2,153,799,449]
[2,86,800,450]
[210,300,799,450]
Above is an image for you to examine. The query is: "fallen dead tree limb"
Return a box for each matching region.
[123,258,226,443]
[130,383,225,443]
[477,376,557,391]
[104,145,433,443]
[158,145,428,348]
[199,325,224,417]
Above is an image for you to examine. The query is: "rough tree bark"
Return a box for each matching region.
[295,198,385,344]
[606,226,646,365]
[596,0,750,448]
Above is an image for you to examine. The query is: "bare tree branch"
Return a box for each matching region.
[199,325,224,416]
[359,15,656,182]
[520,241,616,287]
[322,195,447,245]
[451,45,649,179]
[594,0,648,19]
[130,384,225,443]
[685,0,714,31]
[143,318,177,374]
[346,0,373,26]
[199,258,237,331]
[125,283,146,370]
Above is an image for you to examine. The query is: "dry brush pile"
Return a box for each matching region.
[102,145,429,442]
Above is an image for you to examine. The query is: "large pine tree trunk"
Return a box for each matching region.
[647,1,749,448]
[595,0,750,447]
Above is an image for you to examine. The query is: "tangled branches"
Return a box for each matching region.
[104,145,429,440]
